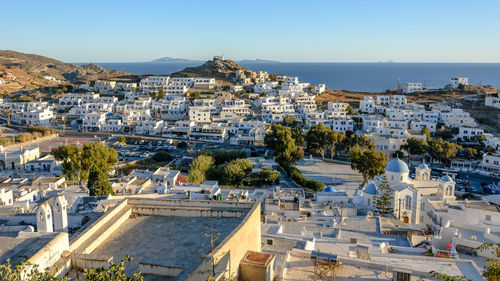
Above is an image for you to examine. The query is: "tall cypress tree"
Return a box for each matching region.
[373,176,394,215]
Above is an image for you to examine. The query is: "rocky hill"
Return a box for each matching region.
[170,58,253,86]
[0,50,139,96]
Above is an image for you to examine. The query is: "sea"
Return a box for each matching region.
[86,62,500,93]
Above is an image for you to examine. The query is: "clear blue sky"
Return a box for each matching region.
[2,0,500,63]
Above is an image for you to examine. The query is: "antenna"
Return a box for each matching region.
[397,77,401,89]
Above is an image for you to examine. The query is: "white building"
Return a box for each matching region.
[314,84,326,94]
[358,159,454,225]
[403,82,422,94]
[93,80,116,92]
[459,127,484,140]
[485,96,500,109]
[82,112,107,131]
[450,77,469,88]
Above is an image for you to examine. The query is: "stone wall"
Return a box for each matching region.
[187,203,261,280]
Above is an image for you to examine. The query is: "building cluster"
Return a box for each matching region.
[1,156,497,280]
[402,76,469,93]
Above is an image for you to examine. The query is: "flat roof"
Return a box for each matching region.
[0,233,58,265]
[91,215,244,280]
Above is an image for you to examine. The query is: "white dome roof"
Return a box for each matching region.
[418,162,429,170]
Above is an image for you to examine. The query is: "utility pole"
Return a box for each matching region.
[202,227,221,278]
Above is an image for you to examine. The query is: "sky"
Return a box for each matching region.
[2,0,500,63]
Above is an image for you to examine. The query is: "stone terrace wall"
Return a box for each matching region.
[187,203,262,281]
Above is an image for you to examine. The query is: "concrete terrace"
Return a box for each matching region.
[66,198,261,280]
[295,158,363,197]
[92,216,243,280]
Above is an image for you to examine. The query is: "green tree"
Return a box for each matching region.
[350,146,387,183]
[189,92,201,100]
[428,138,461,167]
[345,105,356,115]
[291,127,304,147]
[401,137,429,162]
[224,161,246,186]
[373,176,393,215]
[156,88,165,100]
[52,143,118,184]
[189,155,214,184]
[51,144,83,183]
[84,256,142,281]
[282,115,298,127]
[117,136,126,144]
[205,150,247,165]
[87,165,114,196]
[264,124,303,164]
[305,123,337,158]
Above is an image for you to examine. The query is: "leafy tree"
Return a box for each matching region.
[428,138,461,167]
[204,150,247,165]
[350,146,387,183]
[305,123,337,158]
[393,150,405,159]
[291,127,304,147]
[224,161,246,186]
[264,124,303,164]
[401,137,429,162]
[421,127,432,140]
[117,136,126,144]
[87,165,114,196]
[189,92,201,100]
[345,105,356,115]
[156,88,165,100]
[83,256,142,281]
[52,143,117,184]
[0,259,68,281]
[189,155,214,184]
[373,176,393,215]
[282,115,298,127]
[51,144,83,183]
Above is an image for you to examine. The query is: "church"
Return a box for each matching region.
[354,158,456,224]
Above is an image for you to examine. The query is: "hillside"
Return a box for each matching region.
[0,50,139,96]
[170,58,252,86]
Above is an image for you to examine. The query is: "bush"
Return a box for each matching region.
[282,162,323,191]
[152,151,173,162]
[204,150,247,165]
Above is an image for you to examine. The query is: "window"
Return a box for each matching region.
[486,215,491,221]
[405,195,412,210]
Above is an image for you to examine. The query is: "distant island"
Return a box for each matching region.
[237,59,282,64]
[151,57,204,63]
[151,57,281,64]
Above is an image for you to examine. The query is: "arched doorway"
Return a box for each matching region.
[403,215,409,223]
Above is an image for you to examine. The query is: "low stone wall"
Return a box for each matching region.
[139,263,183,277]
[4,133,58,148]
[73,254,113,270]
[70,199,130,252]
[28,232,69,272]
[132,205,246,218]
[187,203,262,281]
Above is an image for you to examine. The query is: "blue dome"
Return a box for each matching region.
[385,158,410,173]
[364,183,377,195]
[441,175,453,182]
[418,162,429,170]
[324,186,337,192]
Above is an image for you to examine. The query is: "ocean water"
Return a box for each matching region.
[90,62,500,93]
